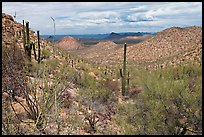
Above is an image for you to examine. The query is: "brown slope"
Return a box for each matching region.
[76,41,120,65]
[124,26,202,68]
[119,34,153,41]
[80,26,202,68]
[57,36,82,50]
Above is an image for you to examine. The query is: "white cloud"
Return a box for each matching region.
[127,13,155,22]
[78,11,119,19]
[2,2,202,35]
[145,2,202,17]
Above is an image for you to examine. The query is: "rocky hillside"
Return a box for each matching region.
[122,26,202,68]
[2,13,120,135]
[56,36,82,50]
[2,13,51,50]
[74,26,202,69]
[75,41,120,66]
[119,34,153,41]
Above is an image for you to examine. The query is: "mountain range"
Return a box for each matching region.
[41,31,154,44]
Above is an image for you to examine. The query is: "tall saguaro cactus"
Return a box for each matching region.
[122,43,127,96]
[25,21,32,61]
[37,31,41,64]
[22,20,26,53]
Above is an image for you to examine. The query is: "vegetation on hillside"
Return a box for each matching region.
[2,13,202,135]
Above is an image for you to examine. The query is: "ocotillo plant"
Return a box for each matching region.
[25,21,32,61]
[122,43,127,96]
[37,31,41,64]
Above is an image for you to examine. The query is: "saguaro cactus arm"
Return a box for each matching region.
[119,68,123,78]
[32,42,37,61]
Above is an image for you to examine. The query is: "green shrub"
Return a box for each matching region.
[114,62,202,135]
[41,48,51,59]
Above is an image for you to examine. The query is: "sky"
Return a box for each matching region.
[2,2,202,35]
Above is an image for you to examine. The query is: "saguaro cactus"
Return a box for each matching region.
[32,42,37,61]
[37,31,41,64]
[22,20,26,53]
[127,71,130,91]
[25,21,32,61]
[122,43,127,96]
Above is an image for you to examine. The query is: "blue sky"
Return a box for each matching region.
[2,2,202,35]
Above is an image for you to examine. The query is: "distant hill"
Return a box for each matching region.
[41,32,154,44]
[104,31,154,41]
[104,32,122,40]
[56,36,82,50]
[41,35,68,42]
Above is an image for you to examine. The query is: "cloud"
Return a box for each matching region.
[2,2,202,35]
[78,11,118,19]
[126,14,155,22]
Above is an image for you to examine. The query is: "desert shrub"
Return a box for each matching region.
[94,87,112,103]
[60,67,79,85]
[78,72,97,88]
[38,58,60,75]
[48,58,59,72]
[41,48,51,59]
[79,86,112,104]
[77,73,114,105]
[77,62,91,72]
[114,62,202,135]
[115,102,137,134]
